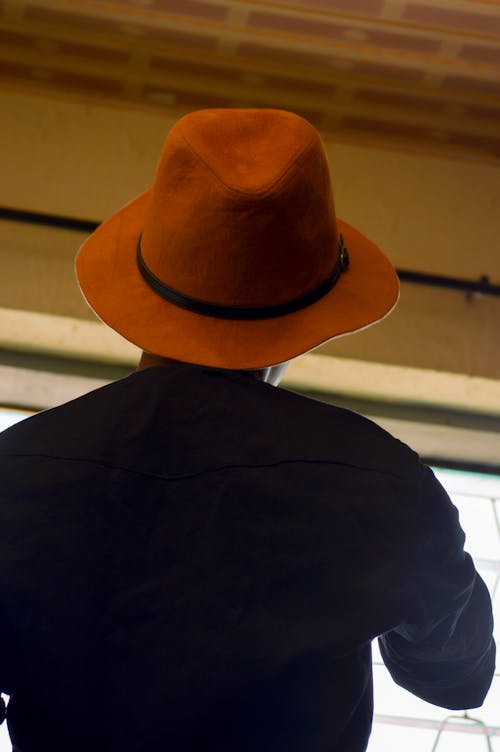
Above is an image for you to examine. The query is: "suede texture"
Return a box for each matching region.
[76,108,399,369]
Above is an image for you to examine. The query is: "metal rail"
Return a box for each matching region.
[373,713,500,737]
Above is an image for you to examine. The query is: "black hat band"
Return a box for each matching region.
[136,234,349,321]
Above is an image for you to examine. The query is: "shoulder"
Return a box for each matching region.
[212,369,421,482]
[0,373,135,457]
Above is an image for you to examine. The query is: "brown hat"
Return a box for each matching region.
[76,108,399,369]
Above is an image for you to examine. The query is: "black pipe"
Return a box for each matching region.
[397,270,498,296]
[0,206,97,233]
[1,205,499,297]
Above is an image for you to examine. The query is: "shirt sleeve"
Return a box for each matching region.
[378,464,496,710]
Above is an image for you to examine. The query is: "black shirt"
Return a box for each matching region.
[0,364,495,751]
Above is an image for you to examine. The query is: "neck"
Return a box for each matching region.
[137,352,179,371]
[136,352,289,386]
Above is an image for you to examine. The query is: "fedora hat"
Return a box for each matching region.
[76,108,399,369]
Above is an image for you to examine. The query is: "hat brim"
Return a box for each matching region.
[76,190,399,369]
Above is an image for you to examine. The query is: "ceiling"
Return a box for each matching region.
[0,0,499,161]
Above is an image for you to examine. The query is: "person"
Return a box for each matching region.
[0,108,495,752]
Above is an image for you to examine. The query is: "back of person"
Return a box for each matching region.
[0,363,494,751]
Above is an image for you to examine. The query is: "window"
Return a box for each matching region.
[0,407,33,433]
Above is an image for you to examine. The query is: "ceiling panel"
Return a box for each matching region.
[0,0,498,160]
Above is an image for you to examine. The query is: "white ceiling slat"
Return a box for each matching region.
[1,307,499,417]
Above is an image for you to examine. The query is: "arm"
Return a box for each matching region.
[378,465,496,710]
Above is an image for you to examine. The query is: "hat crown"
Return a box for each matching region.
[176,108,319,193]
[140,109,339,308]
